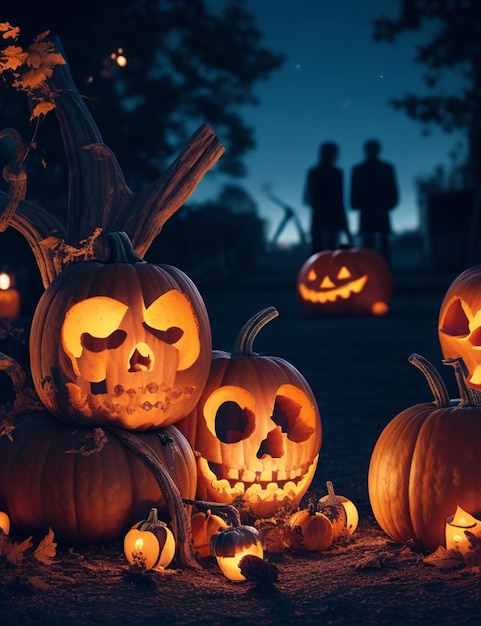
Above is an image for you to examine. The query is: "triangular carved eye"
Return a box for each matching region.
[440,298,470,338]
[307,269,317,281]
[337,266,351,280]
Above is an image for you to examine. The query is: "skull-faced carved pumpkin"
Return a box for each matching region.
[439,265,481,390]
[177,307,322,518]
[296,246,392,316]
[30,232,212,430]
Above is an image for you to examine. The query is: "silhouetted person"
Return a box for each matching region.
[304,141,351,254]
[350,139,399,262]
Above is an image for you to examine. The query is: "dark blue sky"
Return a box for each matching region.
[200,0,464,245]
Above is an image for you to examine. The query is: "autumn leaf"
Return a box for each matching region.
[30,101,56,121]
[0,45,27,71]
[0,22,20,40]
[5,536,33,566]
[424,545,465,569]
[15,67,54,91]
[28,577,51,591]
[32,528,57,564]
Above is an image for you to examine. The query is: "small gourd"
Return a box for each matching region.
[318,480,359,538]
[210,525,263,581]
[123,507,175,570]
[0,510,10,535]
[190,510,228,558]
[287,506,333,552]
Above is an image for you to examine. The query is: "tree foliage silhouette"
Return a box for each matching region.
[0,0,284,214]
[372,0,481,186]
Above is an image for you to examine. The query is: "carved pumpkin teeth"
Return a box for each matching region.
[299,275,368,303]
[206,459,312,489]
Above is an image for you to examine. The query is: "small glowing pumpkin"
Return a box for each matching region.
[124,507,175,570]
[0,510,10,535]
[296,246,392,316]
[190,510,229,558]
[210,525,264,581]
[318,480,359,538]
[30,232,211,430]
[287,507,333,552]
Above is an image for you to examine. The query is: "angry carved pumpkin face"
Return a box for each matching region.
[177,309,322,519]
[30,258,211,430]
[296,247,392,316]
[439,265,481,390]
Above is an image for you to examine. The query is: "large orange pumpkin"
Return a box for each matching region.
[296,246,392,316]
[438,265,481,391]
[177,307,322,519]
[0,410,196,544]
[368,353,481,552]
[30,232,211,430]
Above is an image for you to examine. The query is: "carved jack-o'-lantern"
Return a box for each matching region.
[30,232,211,430]
[296,246,392,316]
[177,307,322,519]
[439,265,481,390]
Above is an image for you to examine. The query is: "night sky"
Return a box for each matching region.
[200,0,464,246]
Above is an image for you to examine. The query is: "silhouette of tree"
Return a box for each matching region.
[372,1,480,185]
[0,0,285,215]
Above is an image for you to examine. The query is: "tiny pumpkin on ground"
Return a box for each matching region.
[124,507,175,570]
[190,510,229,558]
[210,524,264,581]
[286,506,334,552]
[318,480,359,539]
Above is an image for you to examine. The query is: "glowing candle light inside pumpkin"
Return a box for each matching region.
[0,272,20,320]
[134,537,143,554]
[445,506,480,556]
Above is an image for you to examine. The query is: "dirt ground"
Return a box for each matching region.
[2,259,481,626]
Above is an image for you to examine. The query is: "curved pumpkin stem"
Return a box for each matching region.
[442,357,481,407]
[231,306,279,357]
[105,231,145,264]
[408,353,450,408]
[107,427,201,570]
[183,499,241,528]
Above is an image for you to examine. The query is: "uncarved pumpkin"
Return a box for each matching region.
[296,246,392,316]
[30,232,212,430]
[0,409,196,544]
[368,353,481,552]
[177,307,322,518]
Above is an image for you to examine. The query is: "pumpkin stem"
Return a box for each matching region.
[408,353,450,408]
[442,357,481,407]
[106,231,145,264]
[183,499,241,527]
[232,306,279,357]
[325,481,338,505]
[147,507,159,526]
[107,427,201,570]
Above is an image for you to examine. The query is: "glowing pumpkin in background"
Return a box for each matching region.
[177,307,322,519]
[296,246,392,316]
[29,232,212,430]
[438,265,481,390]
[368,353,481,552]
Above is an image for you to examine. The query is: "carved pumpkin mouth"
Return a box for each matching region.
[197,455,319,505]
[298,275,367,303]
[128,342,154,372]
